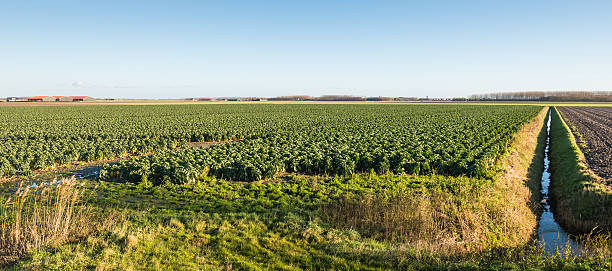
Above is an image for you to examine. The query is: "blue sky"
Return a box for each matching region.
[1,1,611,98]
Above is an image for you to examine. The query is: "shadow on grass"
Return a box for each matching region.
[549,107,612,234]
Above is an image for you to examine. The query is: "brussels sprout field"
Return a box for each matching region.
[0,104,541,183]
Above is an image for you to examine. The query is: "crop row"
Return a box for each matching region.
[99,104,540,183]
[0,104,540,182]
[0,105,268,176]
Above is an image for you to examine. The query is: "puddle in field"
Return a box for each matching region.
[57,165,103,180]
[3,165,104,192]
[537,109,582,255]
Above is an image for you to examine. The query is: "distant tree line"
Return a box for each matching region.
[267,95,419,101]
[268,95,311,101]
[470,91,612,102]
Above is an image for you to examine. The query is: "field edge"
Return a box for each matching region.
[488,106,548,246]
[323,107,550,253]
[549,107,611,234]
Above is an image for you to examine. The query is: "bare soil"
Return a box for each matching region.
[558,106,612,181]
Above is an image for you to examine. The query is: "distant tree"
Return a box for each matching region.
[268,95,312,101]
[366,97,394,101]
[470,91,612,102]
[314,95,365,101]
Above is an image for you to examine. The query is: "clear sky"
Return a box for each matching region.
[1,1,611,99]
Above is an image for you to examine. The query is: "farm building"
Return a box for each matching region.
[70,96,95,101]
[8,95,95,102]
[6,97,29,102]
[28,96,56,102]
[54,96,73,102]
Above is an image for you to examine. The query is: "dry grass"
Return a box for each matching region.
[322,107,549,254]
[322,189,486,253]
[0,178,116,266]
[481,107,549,243]
[574,228,612,258]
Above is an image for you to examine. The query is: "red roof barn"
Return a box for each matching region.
[28,96,56,102]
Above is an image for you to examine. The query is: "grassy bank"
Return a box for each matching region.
[549,107,612,234]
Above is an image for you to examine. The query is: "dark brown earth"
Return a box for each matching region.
[558,106,612,181]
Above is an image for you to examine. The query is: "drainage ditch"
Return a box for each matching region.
[537,109,582,255]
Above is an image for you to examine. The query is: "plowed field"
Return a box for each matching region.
[558,106,612,180]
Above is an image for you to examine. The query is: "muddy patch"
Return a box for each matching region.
[56,165,106,180]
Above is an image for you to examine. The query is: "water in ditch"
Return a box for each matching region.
[537,109,582,255]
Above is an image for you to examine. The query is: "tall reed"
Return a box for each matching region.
[0,178,92,265]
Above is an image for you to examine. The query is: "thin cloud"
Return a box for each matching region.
[72,81,88,87]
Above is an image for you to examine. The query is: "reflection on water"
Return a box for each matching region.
[537,109,582,255]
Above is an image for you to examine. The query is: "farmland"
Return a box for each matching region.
[557,107,612,180]
[1,103,611,270]
[0,104,539,181]
[548,107,612,234]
